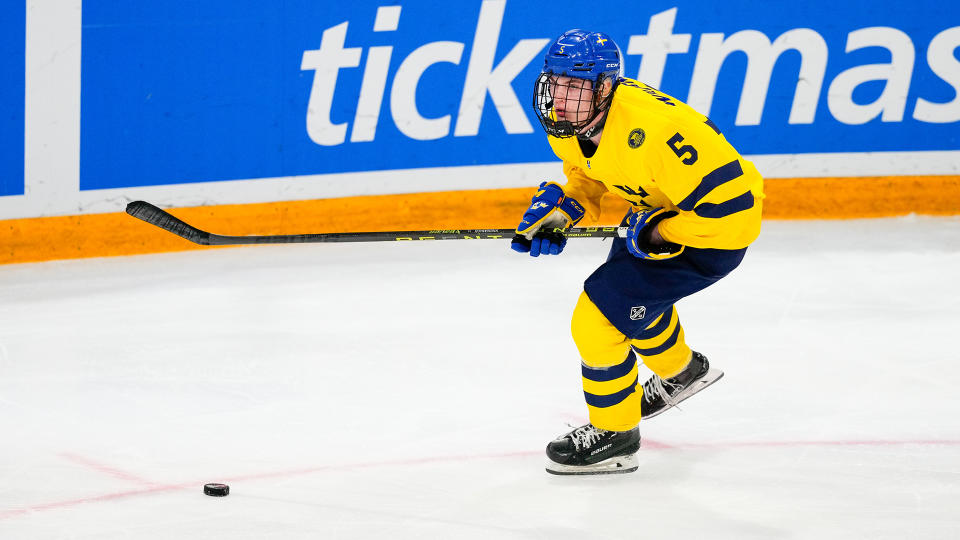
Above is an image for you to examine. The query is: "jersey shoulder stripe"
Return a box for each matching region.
[676,160,745,211]
[691,191,756,218]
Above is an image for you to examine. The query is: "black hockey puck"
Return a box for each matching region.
[203,483,229,497]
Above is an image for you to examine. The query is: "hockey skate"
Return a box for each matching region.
[545,424,641,475]
[640,351,723,419]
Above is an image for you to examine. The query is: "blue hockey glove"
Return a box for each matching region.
[625,208,685,260]
[511,182,585,257]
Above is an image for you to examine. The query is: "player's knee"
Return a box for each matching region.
[571,291,631,368]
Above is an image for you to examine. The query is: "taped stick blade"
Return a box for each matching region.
[125,201,212,245]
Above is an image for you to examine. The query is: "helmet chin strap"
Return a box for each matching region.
[577,108,609,141]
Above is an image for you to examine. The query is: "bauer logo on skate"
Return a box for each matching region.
[9,0,958,199]
[591,443,613,456]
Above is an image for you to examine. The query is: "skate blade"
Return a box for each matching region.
[644,367,724,420]
[545,453,639,476]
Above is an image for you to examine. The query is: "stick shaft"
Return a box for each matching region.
[125,200,625,246]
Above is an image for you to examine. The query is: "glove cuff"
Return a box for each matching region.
[516,182,579,236]
[536,182,584,227]
[557,197,586,227]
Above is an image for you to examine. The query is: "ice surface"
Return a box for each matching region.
[1,217,959,539]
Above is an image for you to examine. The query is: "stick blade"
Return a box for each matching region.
[125,200,211,245]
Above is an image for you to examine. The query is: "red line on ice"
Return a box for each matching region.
[2,439,958,521]
[0,451,538,520]
[58,452,161,487]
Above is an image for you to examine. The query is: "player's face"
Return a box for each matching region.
[550,76,594,125]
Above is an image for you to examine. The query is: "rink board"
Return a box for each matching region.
[1,1,959,262]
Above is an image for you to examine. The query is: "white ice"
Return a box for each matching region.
[1,217,959,539]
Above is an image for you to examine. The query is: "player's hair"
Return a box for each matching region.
[533,29,622,139]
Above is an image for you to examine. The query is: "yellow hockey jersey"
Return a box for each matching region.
[548,78,764,250]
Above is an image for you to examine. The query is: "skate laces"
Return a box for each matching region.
[570,425,607,451]
[642,375,683,406]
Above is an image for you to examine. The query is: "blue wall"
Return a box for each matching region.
[75,1,960,190]
[1,2,25,196]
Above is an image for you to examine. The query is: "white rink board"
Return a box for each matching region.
[0,217,959,538]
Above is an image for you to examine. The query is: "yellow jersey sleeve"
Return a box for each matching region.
[656,153,764,249]
[617,81,764,249]
[560,161,609,223]
[650,120,764,249]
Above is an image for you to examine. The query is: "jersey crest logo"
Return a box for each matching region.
[627,128,646,149]
[629,306,646,320]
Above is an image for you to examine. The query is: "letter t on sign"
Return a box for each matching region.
[301,22,362,146]
[626,8,691,90]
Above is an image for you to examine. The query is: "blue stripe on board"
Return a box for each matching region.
[0,4,25,196]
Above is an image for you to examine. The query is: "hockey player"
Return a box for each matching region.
[512,29,764,475]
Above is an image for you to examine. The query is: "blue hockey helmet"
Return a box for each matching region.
[533,30,622,138]
[543,29,622,82]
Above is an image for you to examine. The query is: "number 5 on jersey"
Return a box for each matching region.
[667,133,698,165]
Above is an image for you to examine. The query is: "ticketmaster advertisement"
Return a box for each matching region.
[2,0,959,216]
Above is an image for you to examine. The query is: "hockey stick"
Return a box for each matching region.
[125,200,627,246]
